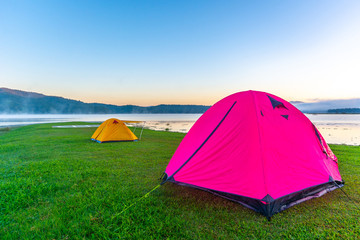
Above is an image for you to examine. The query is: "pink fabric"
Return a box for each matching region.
[165,90,342,200]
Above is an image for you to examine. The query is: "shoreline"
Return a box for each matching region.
[2,121,360,146]
[142,121,360,146]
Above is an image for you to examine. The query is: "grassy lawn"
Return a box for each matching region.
[0,123,359,239]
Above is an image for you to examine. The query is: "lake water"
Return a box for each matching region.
[0,114,359,146]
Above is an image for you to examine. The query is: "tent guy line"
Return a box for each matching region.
[54,92,351,220]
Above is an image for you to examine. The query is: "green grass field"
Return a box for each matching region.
[0,123,359,239]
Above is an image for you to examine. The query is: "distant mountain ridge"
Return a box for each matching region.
[0,88,210,114]
[293,98,360,113]
[0,88,46,98]
[1,88,359,114]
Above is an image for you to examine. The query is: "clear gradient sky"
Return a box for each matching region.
[1,0,360,106]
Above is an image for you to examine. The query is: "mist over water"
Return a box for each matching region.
[0,114,202,127]
[0,114,359,145]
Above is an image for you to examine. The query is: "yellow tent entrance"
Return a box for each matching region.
[91,118,142,143]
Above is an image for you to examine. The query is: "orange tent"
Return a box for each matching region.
[91,118,139,143]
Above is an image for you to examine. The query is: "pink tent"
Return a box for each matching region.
[161,90,343,219]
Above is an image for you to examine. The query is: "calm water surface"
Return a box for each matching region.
[1,114,359,145]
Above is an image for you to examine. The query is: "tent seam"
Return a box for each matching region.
[313,124,335,178]
[251,91,269,197]
[167,101,237,180]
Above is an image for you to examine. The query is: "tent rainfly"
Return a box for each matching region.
[91,118,139,143]
[161,90,343,219]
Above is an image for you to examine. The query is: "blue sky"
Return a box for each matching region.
[1,0,360,106]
